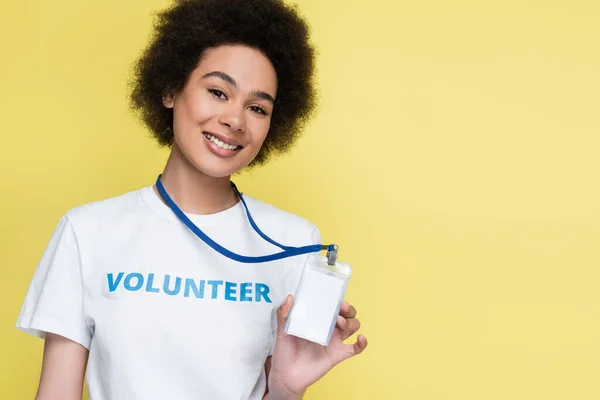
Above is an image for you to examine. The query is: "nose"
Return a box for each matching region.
[218,103,245,132]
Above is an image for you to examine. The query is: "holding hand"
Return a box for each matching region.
[267,295,368,399]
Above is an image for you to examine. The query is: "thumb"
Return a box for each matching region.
[276,294,294,334]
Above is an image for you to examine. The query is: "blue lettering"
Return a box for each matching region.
[145,273,159,293]
[107,273,270,303]
[225,281,237,301]
[240,282,252,302]
[255,283,272,303]
[184,279,205,298]
[207,280,224,299]
[124,273,144,291]
[107,272,124,292]
[163,274,182,296]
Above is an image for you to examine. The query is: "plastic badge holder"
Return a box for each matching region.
[284,253,352,346]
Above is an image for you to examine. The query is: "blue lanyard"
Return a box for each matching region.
[155,175,338,264]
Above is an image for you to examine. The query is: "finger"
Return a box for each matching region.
[336,316,361,340]
[343,334,368,360]
[276,295,294,334]
[339,301,357,319]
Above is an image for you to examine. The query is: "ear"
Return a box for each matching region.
[162,93,175,108]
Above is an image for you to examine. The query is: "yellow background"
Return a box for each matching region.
[1,0,599,398]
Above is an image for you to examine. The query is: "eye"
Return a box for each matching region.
[248,105,268,116]
[208,89,227,100]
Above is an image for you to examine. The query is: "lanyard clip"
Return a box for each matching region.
[324,244,339,266]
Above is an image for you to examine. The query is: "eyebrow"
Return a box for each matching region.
[202,71,275,104]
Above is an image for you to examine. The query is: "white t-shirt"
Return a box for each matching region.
[16,183,321,400]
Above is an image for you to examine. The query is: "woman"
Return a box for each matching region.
[16,0,367,399]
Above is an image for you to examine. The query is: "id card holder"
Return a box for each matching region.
[284,253,352,346]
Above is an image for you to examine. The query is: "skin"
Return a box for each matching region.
[36,44,367,400]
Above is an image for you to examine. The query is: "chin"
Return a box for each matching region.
[193,163,240,178]
[191,154,254,178]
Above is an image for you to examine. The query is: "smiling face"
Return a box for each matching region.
[163,45,278,178]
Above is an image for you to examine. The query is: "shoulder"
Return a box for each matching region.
[241,194,321,246]
[242,194,317,232]
[63,186,147,233]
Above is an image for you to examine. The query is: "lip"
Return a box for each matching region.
[203,131,243,147]
[202,131,242,158]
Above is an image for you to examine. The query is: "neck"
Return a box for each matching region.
[153,144,238,215]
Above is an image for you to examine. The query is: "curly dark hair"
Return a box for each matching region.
[128,0,318,167]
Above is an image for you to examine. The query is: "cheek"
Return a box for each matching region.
[248,118,272,145]
[176,94,217,128]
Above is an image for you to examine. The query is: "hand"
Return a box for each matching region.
[267,295,368,398]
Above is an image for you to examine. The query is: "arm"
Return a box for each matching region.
[263,356,271,399]
[263,356,272,398]
[35,333,89,400]
[263,356,304,400]
[262,297,367,400]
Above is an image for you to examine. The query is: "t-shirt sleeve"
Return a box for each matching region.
[269,226,321,355]
[283,226,322,297]
[15,214,92,350]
